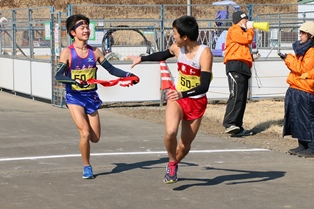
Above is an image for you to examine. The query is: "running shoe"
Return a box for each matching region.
[163,162,178,184]
[82,165,94,179]
[225,125,240,134]
[230,129,254,137]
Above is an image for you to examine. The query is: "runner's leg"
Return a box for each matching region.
[68,104,92,166]
[164,100,183,162]
[176,117,202,163]
[87,110,101,143]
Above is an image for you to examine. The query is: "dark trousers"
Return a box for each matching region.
[283,88,314,143]
[223,71,249,129]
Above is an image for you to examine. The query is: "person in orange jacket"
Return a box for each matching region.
[222,11,254,137]
[279,21,314,158]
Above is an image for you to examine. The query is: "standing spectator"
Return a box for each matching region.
[279,22,314,158]
[222,11,254,137]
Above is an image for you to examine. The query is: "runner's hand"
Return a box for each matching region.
[126,73,140,85]
[75,79,90,88]
[167,89,182,101]
[127,55,141,69]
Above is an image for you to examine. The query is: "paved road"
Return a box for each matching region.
[0,91,313,209]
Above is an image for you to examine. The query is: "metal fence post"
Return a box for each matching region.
[12,9,16,56]
[28,8,34,59]
[160,4,164,52]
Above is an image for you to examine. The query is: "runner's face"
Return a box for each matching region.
[172,27,185,47]
[73,20,90,40]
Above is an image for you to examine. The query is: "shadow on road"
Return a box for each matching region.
[94,158,198,177]
[173,167,286,191]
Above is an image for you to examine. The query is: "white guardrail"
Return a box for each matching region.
[0,57,290,103]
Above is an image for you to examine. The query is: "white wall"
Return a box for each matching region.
[0,58,290,103]
[0,57,14,90]
[31,62,52,100]
[164,60,289,100]
[250,61,289,98]
[13,59,31,94]
[96,63,161,102]
[95,60,289,102]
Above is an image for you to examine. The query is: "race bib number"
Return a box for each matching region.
[176,71,200,92]
[71,68,96,91]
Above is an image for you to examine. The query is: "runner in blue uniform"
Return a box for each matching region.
[55,14,139,179]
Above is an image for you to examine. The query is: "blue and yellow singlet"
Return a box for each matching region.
[65,44,98,93]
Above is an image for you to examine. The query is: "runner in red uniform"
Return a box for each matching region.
[129,15,213,183]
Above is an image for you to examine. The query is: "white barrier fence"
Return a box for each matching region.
[0,58,52,100]
[0,58,289,103]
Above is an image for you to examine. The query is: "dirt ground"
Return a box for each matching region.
[103,99,298,155]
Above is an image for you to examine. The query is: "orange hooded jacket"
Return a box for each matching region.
[284,47,314,94]
[223,25,254,68]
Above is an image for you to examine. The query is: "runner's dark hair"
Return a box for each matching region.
[172,15,199,41]
[66,14,90,39]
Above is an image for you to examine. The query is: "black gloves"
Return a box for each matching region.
[278,53,287,60]
[74,79,90,88]
[126,73,140,85]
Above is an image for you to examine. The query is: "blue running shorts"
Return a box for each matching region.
[65,92,102,114]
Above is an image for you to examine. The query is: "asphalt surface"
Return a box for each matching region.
[1,91,314,209]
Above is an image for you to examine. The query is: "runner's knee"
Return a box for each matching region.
[90,137,100,143]
[178,140,191,152]
[79,130,90,141]
[165,130,177,139]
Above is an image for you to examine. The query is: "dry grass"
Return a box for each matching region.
[205,100,285,137]
[106,99,297,153]
[106,99,286,137]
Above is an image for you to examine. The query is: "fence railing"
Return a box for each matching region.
[2,3,314,62]
[1,3,314,106]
